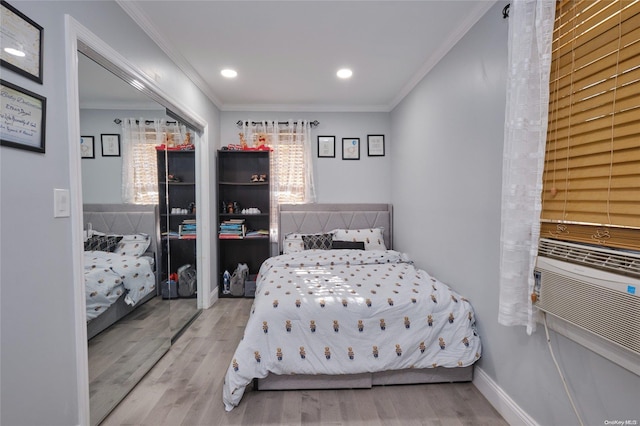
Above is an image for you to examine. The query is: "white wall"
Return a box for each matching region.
[391,2,640,425]
[0,1,220,425]
[80,108,165,204]
[220,111,391,203]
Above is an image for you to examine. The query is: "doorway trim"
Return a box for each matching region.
[64,15,212,423]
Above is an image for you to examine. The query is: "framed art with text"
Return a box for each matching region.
[0,1,43,84]
[0,79,46,153]
[101,134,120,157]
[317,135,335,158]
[367,134,385,156]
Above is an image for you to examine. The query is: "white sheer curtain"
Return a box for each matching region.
[498,0,556,334]
[122,118,182,204]
[241,120,316,243]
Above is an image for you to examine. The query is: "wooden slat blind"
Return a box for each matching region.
[541,0,640,250]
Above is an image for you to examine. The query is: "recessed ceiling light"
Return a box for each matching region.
[221,69,238,78]
[4,47,25,57]
[337,68,353,79]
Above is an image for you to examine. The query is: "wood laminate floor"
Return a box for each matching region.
[102,298,508,426]
[89,297,199,425]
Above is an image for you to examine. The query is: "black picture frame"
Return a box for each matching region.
[80,136,94,159]
[0,0,44,84]
[317,135,335,158]
[0,79,46,153]
[367,134,385,157]
[342,138,360,160]
[101,134,120,157]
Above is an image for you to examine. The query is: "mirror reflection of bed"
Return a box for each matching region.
[78,51,199,425]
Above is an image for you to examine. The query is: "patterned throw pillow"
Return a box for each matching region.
[302,233,333,250]
[114,234,151,257]
[84,235,123,252]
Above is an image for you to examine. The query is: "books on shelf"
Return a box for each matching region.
[219,218,246,239]
[245,229,269,238]
[178,218,197,239]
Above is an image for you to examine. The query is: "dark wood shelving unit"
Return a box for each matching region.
[217,150,271,297]
[157,149,197,288]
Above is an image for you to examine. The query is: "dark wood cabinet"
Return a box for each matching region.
[217,150,270,297]
[157,149,197,288]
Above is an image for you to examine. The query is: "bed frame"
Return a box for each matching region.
[83,203,161,340]
[256,203,473,390]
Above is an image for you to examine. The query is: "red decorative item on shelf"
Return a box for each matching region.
[155,143,195,151]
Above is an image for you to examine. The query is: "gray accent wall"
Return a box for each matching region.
[220,111,391,203]
[80,108,166,204]
[390,2,640,425]
[0,2,220,425]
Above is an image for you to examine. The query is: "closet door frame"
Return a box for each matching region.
[64,16,212,424]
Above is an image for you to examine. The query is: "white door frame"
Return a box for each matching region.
[64,15,212,423]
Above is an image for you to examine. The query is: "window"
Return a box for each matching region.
[241,120,317,243]
[121,119,186,205]
[541,0,640,250]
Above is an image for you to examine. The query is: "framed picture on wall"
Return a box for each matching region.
[317,135,335,158]
[101,134,120,157]
[0,0,44,84]
[367,134,385,156]
[342,138,360,160]
[80,136,94,159]
[0,79,46,153]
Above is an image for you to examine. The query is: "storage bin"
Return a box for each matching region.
[244,274,257,297]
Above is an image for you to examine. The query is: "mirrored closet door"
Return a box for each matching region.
[78,52,199,425]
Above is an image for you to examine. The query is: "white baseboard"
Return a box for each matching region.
[207,286,219,308]
[473,367,538,426]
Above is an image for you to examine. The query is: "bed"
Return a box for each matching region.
[83,204,161,340]
[222,203,482,411]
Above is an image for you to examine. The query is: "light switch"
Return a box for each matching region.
[54,188,70,218]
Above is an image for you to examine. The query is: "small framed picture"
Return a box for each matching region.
[367,134,385,156]
[342,138,360,160]
[317,135,335,158]
[101,134,120,157]
[80,136,94,159]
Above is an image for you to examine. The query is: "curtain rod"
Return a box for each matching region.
[114,118,178,125]
[236,120,319,128]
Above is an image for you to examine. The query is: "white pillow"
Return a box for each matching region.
[282,233,306,254]
[331,228,386,251]
[113,233,151,257]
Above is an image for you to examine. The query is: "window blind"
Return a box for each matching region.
[541,0,640,250]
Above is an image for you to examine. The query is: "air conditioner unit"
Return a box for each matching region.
[533,238,640,376]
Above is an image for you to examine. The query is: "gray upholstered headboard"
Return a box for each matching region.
[279,203,393,251]
[83,203,160,261]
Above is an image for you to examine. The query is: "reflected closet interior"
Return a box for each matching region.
[78,51,200,425]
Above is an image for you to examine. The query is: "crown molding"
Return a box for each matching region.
[389,0,497,110]
[221,103,391,113]
[116,0,223,109]
[79,101,165,111]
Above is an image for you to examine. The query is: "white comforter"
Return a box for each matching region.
[223,249,482,411]
[84,251,156,321]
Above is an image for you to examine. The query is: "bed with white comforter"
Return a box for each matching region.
[223,248,481,411]
[84,250,156,322]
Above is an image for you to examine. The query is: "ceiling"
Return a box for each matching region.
[80,1,497,112]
